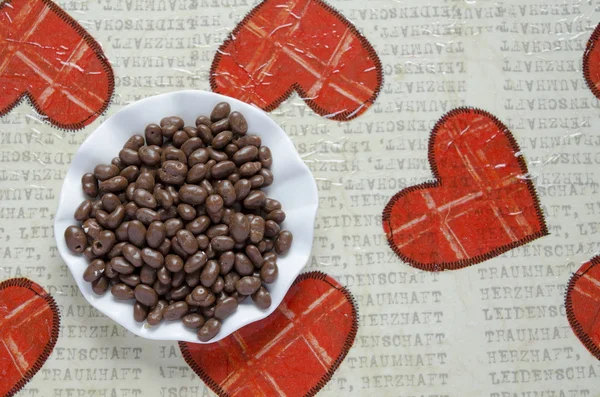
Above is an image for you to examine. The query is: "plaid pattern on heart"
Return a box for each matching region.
[179,272,358,397]
[0,0,114,129]
[382,108,548,271]
[210,0,382,121]
[0,278,60,397]
[566,257,600,360]
[584,23,600,100]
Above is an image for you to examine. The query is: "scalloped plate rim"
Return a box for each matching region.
[53,89,318,343]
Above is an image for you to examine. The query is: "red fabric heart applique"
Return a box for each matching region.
[0,0,114,129]
[0,278,60,397]
[210,0,382,120]
[584,23,600,99]
[382,108,548,271]
[566,257,600,360]
[179,271,358,397]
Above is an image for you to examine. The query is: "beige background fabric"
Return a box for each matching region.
[1,0,600,395]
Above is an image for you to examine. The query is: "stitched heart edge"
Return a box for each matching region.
[0,0,115,130]
[566,256,600,360]
[583,23,600,100]
[0,277,60,397]
[209,0,383,121]
[179,271,359,397]
[382,107,549,272]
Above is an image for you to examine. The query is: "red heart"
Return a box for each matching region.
[566,257,600,360]
[0,0,114,129]
[584,23,600,99]
[179,272,357,397]
[210,0,382,121]
[0,278,60,397]
[382,108,548,271]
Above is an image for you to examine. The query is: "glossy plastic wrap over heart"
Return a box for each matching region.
[54,90,318,343]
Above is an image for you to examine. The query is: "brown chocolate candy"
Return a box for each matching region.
[99,176,128,193]
[158,161,188,185]
[182,313,205,329]
[140,265,157,285]
[110,256,135,275]
[146,221,166,248]
[176,203,196,222]
[92,277,109,295]
[212,131,233,149]
[275,230,293,255]
[111,283,135,300]
[266,209,286,224]
[229,111,248,135]
[252,286,272,309]
[120,165,140,182]
[234,253,254,276]
[210,160,235,179]
[65,226,87,254]
[184,251,208,274]
[120,273,141,288]
[127,220,147,247]
[147,300,168,326]
[144,123,162,144]
[214,297,237,320]
[235,276,261,295]
[229,213,250,243]
[260,260,278,284]
[139,145,161,166]
[234,179,251,202]
[210,102,230,121]
[83,259,105,282]
[163,301,188,320]
[82,173,99,197]
[135,284,158,307]
[134,302,149,322]
[211,236,235,251]
[160,116,184,130]
[94,164,120,181]
[197,318,221,342]
[258,168,273,187]
[249,216,265,244]
[92,230,116,256]
[74,200,93,222]
[141,247,164,269]
[179,184,208,206]
[200,260,220,287]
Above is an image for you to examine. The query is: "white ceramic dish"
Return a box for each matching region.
[54,90,318,343]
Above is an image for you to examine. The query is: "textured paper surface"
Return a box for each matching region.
[1,0,600,396]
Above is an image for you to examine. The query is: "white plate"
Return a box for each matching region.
[54,90,318,343]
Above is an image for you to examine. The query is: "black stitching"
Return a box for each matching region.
[178,271,359,397]
[209,0,383,121]
[0,278,61,397]
[382,107,549,272]
[583,23,600,100]
[565,256,600,361]
[0,0,115,131]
